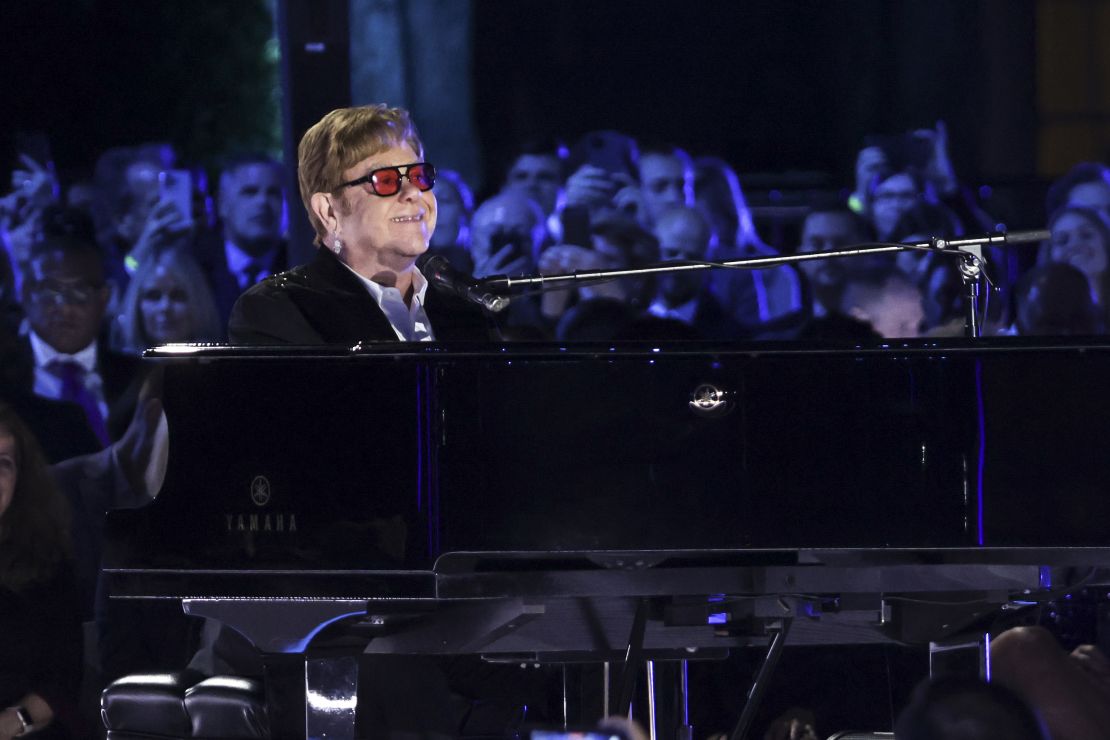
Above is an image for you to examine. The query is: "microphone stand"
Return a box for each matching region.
[479,230,1048,339]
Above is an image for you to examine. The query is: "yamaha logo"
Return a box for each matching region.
[250,475,272,507]
[689,384,730,416]
[225,475,297,533]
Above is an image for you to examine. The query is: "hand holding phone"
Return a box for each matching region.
[158,170,195,226]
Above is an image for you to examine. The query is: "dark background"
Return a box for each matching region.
[0,0,1080,205]
[472,0,1031,185]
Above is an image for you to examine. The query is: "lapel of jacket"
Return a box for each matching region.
[292,248,398,343]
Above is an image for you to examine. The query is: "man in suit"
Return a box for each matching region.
[229,106,490,345]
[218,105,547,738]
[646,205,749,340]
[19,219,143,445]
[195,154,290,327]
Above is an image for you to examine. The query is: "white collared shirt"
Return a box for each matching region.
[225,240,277,290]
[341,264,436,342]
[29,332,109,418]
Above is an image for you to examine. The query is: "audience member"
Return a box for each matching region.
[990,625,1110,740]
[537,215,658,322]
[646,206,746,339]
[918,255,967,336]
[637,143,694,227]
[193,153,288,324]
[470,190,546,278]
[1,154,59,298]
[1014,262,1101,336]
[889,201,963,276]
[0,403,83,740]
[893,675,1048,740]
[1038,204,1110,305]
[18,210,143,445]
[468,191,549,335]
[1045,161,1110,221]
[694,156,759,254]
[793,207,873,318]
[0,323,100,465]
[555,298,638,341]
[427,168,475,272]
[503,138,565,219]
[114,248,222,352]
[868,170,927,242]
[91,143,184,281]
[696,156,805,331]
[839,268,925,339]
[562,130,641,236]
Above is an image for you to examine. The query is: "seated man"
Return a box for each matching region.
[229,104,492,345]
[19,208,143,446]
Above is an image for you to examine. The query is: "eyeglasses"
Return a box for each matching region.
[28,280,103,306]
[339,162,436,197]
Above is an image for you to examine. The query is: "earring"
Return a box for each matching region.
[330,233,343,255]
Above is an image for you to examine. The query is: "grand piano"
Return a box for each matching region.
[102,338,1110,738]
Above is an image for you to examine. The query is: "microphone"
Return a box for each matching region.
[422,255,510,314]
[1002,229,1052,244]
[932,229,1053,251]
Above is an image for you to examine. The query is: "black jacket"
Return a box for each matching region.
[228,247,493,344]
[193,230,289,330]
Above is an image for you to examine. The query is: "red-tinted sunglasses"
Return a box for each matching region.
[339,162,436,197]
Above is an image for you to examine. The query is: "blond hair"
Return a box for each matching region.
[297,104,424,245]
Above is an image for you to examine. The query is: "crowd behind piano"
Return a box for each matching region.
[2,118,1110,738]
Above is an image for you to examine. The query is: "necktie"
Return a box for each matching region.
[48,359,110,447]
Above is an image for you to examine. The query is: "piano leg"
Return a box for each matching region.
[727,620,792,740]
[676,659,692,740]
[617,598,649,717]
[929,632,991,680]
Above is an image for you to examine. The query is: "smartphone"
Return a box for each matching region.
[568,130,637,178]
[489,228,529,263]
[158,169,194,224]
[561,205,592,250]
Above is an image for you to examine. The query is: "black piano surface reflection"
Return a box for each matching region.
[102,339,1110,736]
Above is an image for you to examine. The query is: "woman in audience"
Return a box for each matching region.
[0,403,82,739]
[426,169,475,272]
[1038,204,1110,306]
[1045,161,1110,221]
[115,248,222,352]
[693,156,804,330]
[1014,262,1101,336]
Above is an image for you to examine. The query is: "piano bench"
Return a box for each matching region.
[101,671,270,739]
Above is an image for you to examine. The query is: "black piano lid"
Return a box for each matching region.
[104,335,1110,601]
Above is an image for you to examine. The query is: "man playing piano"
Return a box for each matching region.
[205,105,549,737]
[228,104,491,345]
